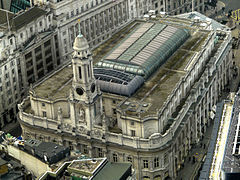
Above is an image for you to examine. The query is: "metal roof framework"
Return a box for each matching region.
[96,23,190,79]
[94,68,144,96]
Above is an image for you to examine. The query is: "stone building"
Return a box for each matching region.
[0,7,60,127]
[48,0,137,60]
[18,13,232,180]
[0,0,31,13]
[40,0,205,60]
[0,0,206,131]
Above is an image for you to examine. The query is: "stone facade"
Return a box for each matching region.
[0,0,205,129]
[46,0,205,60]
[18,14,233,180]
[0,7,60,128]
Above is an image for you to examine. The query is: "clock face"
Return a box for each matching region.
[76,87,84,95]
[91,83,95,93]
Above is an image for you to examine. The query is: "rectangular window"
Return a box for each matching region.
[113,153,118,162]
[83,145,88,154]
[25,52,32,59]
[94,103,97,117]
[127,156,132,163]
[78,67,82,79]
[131,130,135,137]
[98,148,103,157]
[44,40,51,47]
[43,111,47,117]
[87,65,90,77]
[143,160,148,168]
[35,46,42,53]
[154,157,159,168]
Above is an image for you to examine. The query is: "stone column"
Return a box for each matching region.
[88,145,93,157]
[31,49,38,81]
[42,44,47,74]
[51,35,57,69]
[82,20,87,37]
[86,19,91,41]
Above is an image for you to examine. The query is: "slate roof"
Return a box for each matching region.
[93,162,131,180]
[0,6,46,31]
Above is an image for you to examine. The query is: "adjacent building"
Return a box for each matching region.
[37,0,205,60]
[221,92,240,180]
[0,7,60,128]
[18,12,232,179]
[0,0,31,13]
[40,157,134,180]
[0,131,70,178]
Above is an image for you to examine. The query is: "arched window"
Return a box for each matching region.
[154,175,161,180]
[143,176,150,180]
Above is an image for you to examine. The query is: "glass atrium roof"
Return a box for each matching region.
[94,68,144,96]
[96,22,190,79]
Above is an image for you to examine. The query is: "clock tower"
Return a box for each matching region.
[69,22,102,133]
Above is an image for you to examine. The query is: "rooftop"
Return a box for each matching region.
[222,93,240,174]
[120,29,209,117]
[28,18,216,119]
[24,139,70,165]
[39,158,132,180]
[93,162,131,180]
[68,158,104,177]
[0,6,46,32]
[96,22,190,79]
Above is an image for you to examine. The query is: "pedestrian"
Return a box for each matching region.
[203,144,206,149]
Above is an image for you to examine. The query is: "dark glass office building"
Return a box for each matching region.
[0,0,31,13]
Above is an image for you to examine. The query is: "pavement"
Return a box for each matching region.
[220,0,240,12]
[1,121,22,137]
[176,122,213,180]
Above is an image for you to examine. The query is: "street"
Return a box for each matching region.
[220,0,240,12]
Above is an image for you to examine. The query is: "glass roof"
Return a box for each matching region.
[94,68,144,96]
[96,22,190,79]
